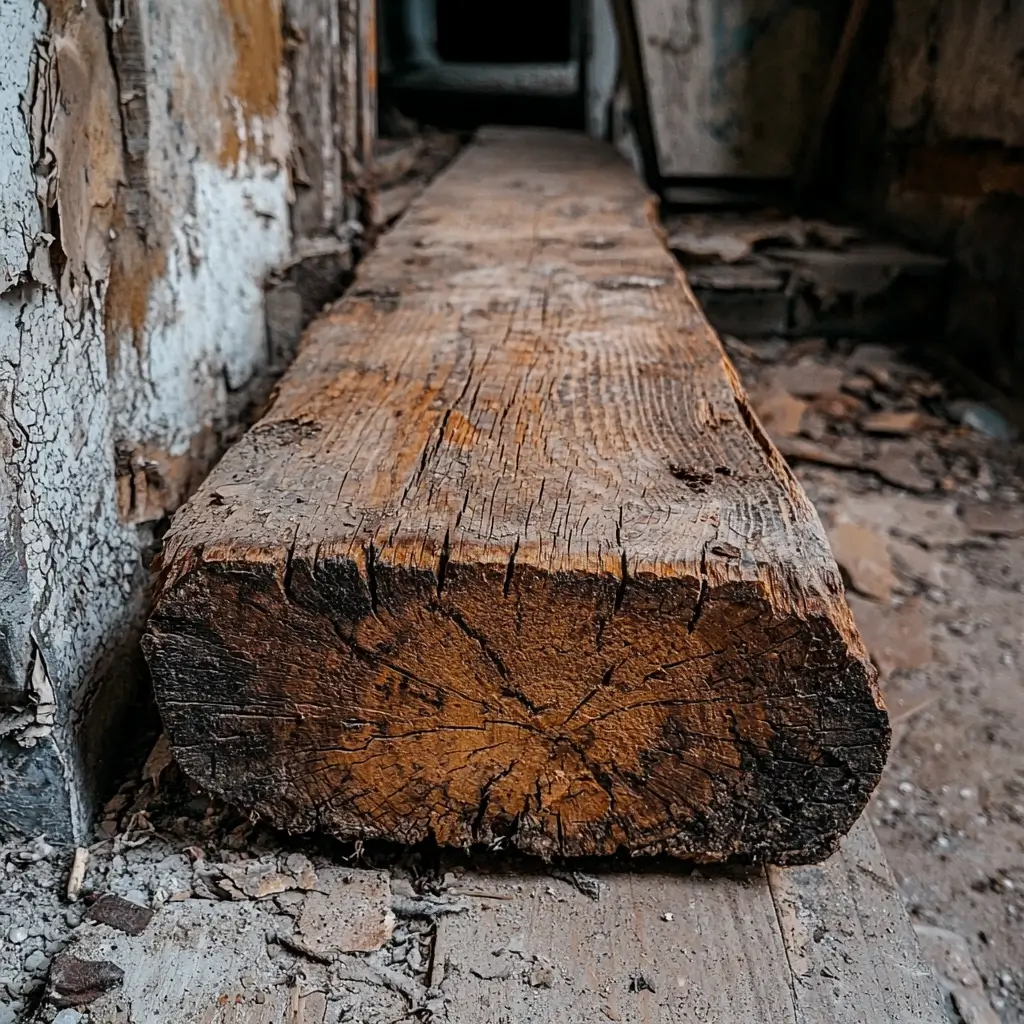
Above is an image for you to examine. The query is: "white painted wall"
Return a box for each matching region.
[0,0,293,839]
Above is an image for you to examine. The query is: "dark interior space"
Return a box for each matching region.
[435,0,574,64]
[379,0,584,132]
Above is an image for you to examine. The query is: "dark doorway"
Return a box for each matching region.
[435,0,574,64]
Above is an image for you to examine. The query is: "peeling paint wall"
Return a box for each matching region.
[0,0,294,838]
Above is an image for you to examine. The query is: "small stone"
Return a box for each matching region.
[64,909,82,929]
[959,787,975,800]
[936,836,950,849]
[662,912,674,922]
[53,1010,84,1024]
[898,781,914,794]
[528,964,555,988]
[8,926,27,944]
[24,950,48,974]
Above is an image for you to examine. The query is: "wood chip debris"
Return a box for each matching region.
[859,409,930,436]
[142,733,173,789]
[66,847,89,902]
[297,868,395,954]
[85,894,154,936]
[48,954,125,1009]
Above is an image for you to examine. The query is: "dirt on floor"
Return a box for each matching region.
[1,335,1023,1023]
[724,334,1024,1023]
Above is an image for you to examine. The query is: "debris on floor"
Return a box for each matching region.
[0,767,440,1024]
[372,131,463,229]
[719,332,1024,1022]
[914,925,1001,1024]
[664,210,949,340]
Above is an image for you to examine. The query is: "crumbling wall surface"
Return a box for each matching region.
[863,0,1024,389]
[0,0,292,839]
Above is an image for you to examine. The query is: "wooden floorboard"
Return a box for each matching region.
[58,824,946,1023]
[767,818,950,1023]
[436,819,948,1024]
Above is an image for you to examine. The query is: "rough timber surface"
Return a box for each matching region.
[436,820,947,1023]
[144,128,889,864]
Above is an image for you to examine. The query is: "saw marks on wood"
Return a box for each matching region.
[145,128,889,862]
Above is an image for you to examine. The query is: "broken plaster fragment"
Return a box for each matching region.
[961,503,1024,539]
[214,858,298,899]
[753,388,808,438]
[284,852,317,890]
[847,595,933,679]
[827,519,897,604]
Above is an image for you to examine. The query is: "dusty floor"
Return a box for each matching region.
[1,335,1022,1022]
[725,334,1024,1023]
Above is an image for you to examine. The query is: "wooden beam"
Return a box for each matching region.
[144,129,889,863]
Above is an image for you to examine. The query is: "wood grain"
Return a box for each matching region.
[434,821,946,1023]
[766,817,949,1023]
[435,863,798,1023]
[632,0,836,177]
[144,128,889,863]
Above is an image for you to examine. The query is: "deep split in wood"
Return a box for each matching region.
[144,129,889,864]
